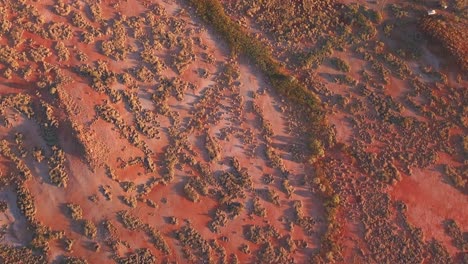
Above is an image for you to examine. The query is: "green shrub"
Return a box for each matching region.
[330,57,350,72]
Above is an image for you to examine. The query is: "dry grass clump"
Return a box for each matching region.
[120,195,138,208]
[120,181,136,192]
[30,223,65,252]
[146,227,170,254]
[116,248,156,264]
[37,101,59,145]
[258,241,293,263]
[76,50,88,62]
[28,45,51,63]
[0,140,32,181]
[95,102,149,153]
[63,237,74,252]
[225,201,243,219]
[308,138,325,163]
[172,40,195,74]
[0,94,34,120]
[76,60,116,93]
[262,174,274,184]
[48,22,73,40]
[239,243,250,254]
[426,239,452,263]
[32,147,45,162]
[48,146,69,187]
[252,197,266,217]
[216,169,251,203]
[16,184,36,222]
[208,209,228,233]
[88,3,103,22]
[116,211,170,254]
[420,14,468,70]
[99,185,112,201]
[117,210,143,230]
[0,244,46,263]
[229,253,239,264]
[70,11,91,30]
[133,66,155,83]
[263,187,280,206]
[205,134,221,161]
[134,110,160,139]
[175,225,212,262]
[80,32,94,44]
[226,0,337,43]
[9,27,24,47]
[66,203,83,220]
[82,219,97,239]
[54,42,69,61]
[0,11,12,36]
[53,0,71,16]
[0,44,24,70]
[60,256,88,264]
[183,182,200,202]
[443,219,468,251]
[265,146,287,175]
[443,165,467,193]
[140,46,166,70]
[244,224,279,244]
[281,179,295,198]
[0,201,7,212]
[101,20,131,61]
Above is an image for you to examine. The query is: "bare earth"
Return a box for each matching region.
[0,0,467,263]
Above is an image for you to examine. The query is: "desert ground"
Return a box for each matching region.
[0,0,466,263]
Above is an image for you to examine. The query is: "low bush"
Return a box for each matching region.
[330,57,350,72]
[66,203,82,220]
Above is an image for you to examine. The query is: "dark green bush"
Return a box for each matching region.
[331,57,350,72]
